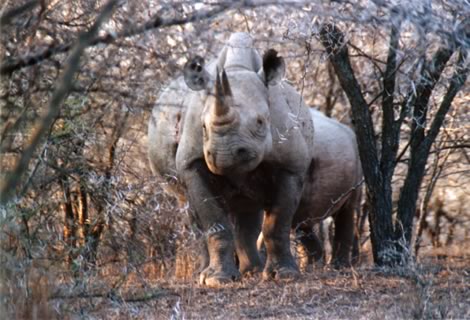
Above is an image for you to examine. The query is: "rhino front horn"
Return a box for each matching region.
[214,69,231,117]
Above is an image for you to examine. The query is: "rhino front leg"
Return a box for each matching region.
[182,162,240,287]
[232,200,264,276]
[262,171,303,280]
[202,229,239,286]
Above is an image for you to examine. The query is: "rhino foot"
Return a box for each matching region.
[331,258,351,270]
[262,262,299,281]
[199,266,240,287]
[240,264,263,279]
[240,261,263,275]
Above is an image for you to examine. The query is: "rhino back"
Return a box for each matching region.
[310,109,361,184]
[295,109,362,223]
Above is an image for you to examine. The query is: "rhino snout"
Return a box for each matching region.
[233,147,256,163]
[206,150,216,166]
[205,145,258,174]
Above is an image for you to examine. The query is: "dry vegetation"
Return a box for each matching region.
[11,256,470,319]
[0,0,469,318]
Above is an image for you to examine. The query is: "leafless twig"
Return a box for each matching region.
[0,0,119,205]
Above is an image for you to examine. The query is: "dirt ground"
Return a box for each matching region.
[42,253,469,320]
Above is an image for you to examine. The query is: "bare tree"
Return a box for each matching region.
[319,3,468,265]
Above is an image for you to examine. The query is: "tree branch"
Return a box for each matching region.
[0,1,304,75]
[394,44,466,248]
[380,13,402,183]
[425,49,469,149]
[409,46,454,151]
[0,0,118,204]
[319,23,381,190]
[0,4,227,75]
[0,0,39,27]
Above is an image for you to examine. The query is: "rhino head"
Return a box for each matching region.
[184,50,285,176]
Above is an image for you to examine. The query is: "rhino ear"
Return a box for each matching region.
[262,49,285,86]
[184,56,210,91]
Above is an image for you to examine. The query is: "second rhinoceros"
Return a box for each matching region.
[148,33,362,286]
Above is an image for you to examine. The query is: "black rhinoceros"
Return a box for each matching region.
[148,32,362,286]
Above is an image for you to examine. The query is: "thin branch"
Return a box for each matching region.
[0,4,229,75]
[0,1,304,75]
[348,43,386,74]
[293,178,364,229]
[409,46,454,151]
[425,49,469,149]
[0,0,119,205]
[436,143,470,151]
[321,178,365,221]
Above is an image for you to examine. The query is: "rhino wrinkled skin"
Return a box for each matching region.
[148,33,362,286]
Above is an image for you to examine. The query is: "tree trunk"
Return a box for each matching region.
[319,23,397,266]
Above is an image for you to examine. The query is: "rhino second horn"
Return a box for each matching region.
[214,70,231,117]
[221,69,232,97]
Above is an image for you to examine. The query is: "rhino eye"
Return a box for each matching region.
[202,124,207,137]
[254,117,266,137]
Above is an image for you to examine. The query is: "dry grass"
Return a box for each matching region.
[26,253,467,319]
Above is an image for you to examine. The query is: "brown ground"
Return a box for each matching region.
[41,254,469,319]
